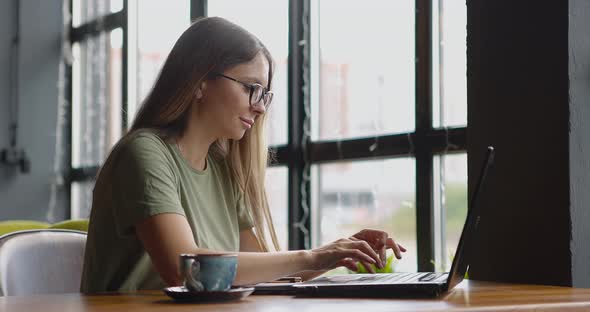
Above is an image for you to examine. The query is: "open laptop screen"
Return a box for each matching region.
[445,146,495,291]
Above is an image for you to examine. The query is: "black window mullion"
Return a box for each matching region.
[415,147,435,271]
[415,0,435,272]
[71,166,100,182]
[269,145,289,165]
[191,0,207,21]
[287,0,311,250]
[71,10,125,43]
[65,0,74,219]
[307,128,466,163]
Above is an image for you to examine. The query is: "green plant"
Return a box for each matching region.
[355,254,395,273]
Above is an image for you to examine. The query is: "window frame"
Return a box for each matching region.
[67,0,128,212]
[67,0,467,272]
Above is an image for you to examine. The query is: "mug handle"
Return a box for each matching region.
[179,254,204,292]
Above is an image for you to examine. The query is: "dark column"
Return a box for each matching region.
[467,1,572,286]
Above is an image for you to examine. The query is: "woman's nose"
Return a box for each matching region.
[251,102,266,115]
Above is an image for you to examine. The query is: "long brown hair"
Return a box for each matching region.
[122,17,279,251]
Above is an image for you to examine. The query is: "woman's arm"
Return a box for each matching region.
[137,213,383,286]
[238,228,407,280]
[240,228,326,281]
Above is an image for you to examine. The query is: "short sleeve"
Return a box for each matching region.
[111,134,184,236]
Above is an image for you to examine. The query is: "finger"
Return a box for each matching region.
[345,249,377,266]
[340,258,358,272]
[352,241,382,268]
[352,229,387,246]
[379,245,386,269]
[372,232,388,266]
[398,243,407,252]
[361,261,376,274]
[371,232,388,266]
[376,231,388,247]
[363,230,389,248]
[351,236,385,268]
[386,237,403,259]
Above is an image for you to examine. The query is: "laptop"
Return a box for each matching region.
[289,146,495,298]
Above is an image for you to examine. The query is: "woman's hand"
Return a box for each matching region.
[350,229,406,273]
[308,237,381,272]
[308,229,407,274]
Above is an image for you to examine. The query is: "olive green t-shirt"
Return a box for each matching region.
[80,130,253,293]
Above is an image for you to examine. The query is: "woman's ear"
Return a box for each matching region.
[196,81,207,100]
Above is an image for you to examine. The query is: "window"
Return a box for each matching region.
[433,153,467,271]
[312,158,417,272]
[432,0,467,128]
[72,0,123,28]
[67,0,468,272]
[70,24,123,217]
[127,0,190,124]
[311,0,415,141]
[306,0,467,272]
[71,180,96,219]
[208,0,289,146]
[209,0,290,250]
[71,29,122,168]
[265,166,289,250]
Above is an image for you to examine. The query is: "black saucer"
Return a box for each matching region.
[163,286,255,302]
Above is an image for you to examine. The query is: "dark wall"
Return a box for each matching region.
[0,0,66,222]
[467,1,572,286]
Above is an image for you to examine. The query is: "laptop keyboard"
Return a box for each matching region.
[304,272,449,285]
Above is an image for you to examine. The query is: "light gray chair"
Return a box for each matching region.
[0,229,87,296]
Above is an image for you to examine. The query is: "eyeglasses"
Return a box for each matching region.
[215,73,274,109]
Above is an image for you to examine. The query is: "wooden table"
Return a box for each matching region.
[2,280,590,312]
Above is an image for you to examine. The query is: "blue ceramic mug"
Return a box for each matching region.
[179,253,238,292]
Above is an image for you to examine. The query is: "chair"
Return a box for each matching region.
[0,229,87,296]
[49,219,89,232]
[0,220,50,236]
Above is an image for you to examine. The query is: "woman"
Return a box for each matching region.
[81,17,405,293]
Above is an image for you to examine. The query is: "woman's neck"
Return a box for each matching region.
[176,124,216,171]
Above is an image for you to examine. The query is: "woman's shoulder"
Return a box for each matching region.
[113,129,175,167]
[94,129,178,194]
[126,129,169,149]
